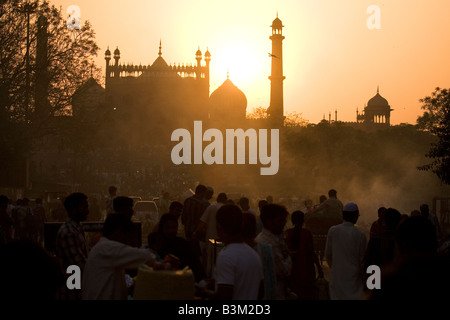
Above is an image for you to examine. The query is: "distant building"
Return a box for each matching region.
[323,87,394,129]
[357,86,394,127]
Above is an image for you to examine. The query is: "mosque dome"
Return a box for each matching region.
[366,88,391,110]
[209,78,247,122]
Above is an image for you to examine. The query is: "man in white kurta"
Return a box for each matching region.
[82,214,155,300]
[325,202,367,300]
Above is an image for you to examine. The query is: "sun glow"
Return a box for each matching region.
[209,39,267,98]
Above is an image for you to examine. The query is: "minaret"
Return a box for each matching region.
[204,48,211,94]
[104,46,111,86]
[113,46,120,79]
[268,14,285,128]
[195,47,202,80]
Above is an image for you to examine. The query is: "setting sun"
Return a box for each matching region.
[209,38,268,107]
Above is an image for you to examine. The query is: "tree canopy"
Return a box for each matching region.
[0,0,101,187]
[417,87,450,185]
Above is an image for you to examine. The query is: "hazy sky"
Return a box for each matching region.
[50,0,450,125]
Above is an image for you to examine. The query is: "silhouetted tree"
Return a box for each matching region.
[0,0,100,122]
[417,87,448,131]
[246,107,308,127]
[0,0,100,186]
[246,106,268,120]
[284,111,309,127]
[417,87,450,185]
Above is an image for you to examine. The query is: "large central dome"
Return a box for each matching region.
[209,78,247,123]
[368,93,389,107]
[367,88,390,110]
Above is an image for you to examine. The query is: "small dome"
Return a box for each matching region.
[367,92,389,108]
[105,47,111,56]
[196,48,202,56]
[114,47,120,55]
[204,49,211,57]
[210,78,247,121]
[271,16,283,29]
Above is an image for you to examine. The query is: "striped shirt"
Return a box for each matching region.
[181,195,209,239]
[55,218,88,300]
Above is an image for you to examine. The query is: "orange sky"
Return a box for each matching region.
[50,0,450,125]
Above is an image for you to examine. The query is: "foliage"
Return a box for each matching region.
[416,87,448,131]
[284,111,309,127]
[0,0,101,152]
[417,87,450,185]
[246,106,268,120]
[247,107,309,127]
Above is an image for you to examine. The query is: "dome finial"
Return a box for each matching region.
[377,85,379,94]
[159,39,162,57]
[227,68,229,79]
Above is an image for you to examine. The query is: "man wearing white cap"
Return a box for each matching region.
[324,202,367,300]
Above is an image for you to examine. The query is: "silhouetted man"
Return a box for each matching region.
[325,202,366,300]
[113,196,134,221]
[182,184,209,240]
[311,189,343,219]
[182,184,210,259]
[420,203,442,244]
[370,216,450,300]
[55,192,89,300]
[239,197,257,216]
[197,192,228,277]
[113,196,140,247]
[202,204,263,300]
[82,214,156,300]
[307,189,343,235]
[255,203,292,299]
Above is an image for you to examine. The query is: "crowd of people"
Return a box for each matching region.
[0,185,449,300]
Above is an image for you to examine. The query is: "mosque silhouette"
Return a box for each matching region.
[72,15,393,139]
